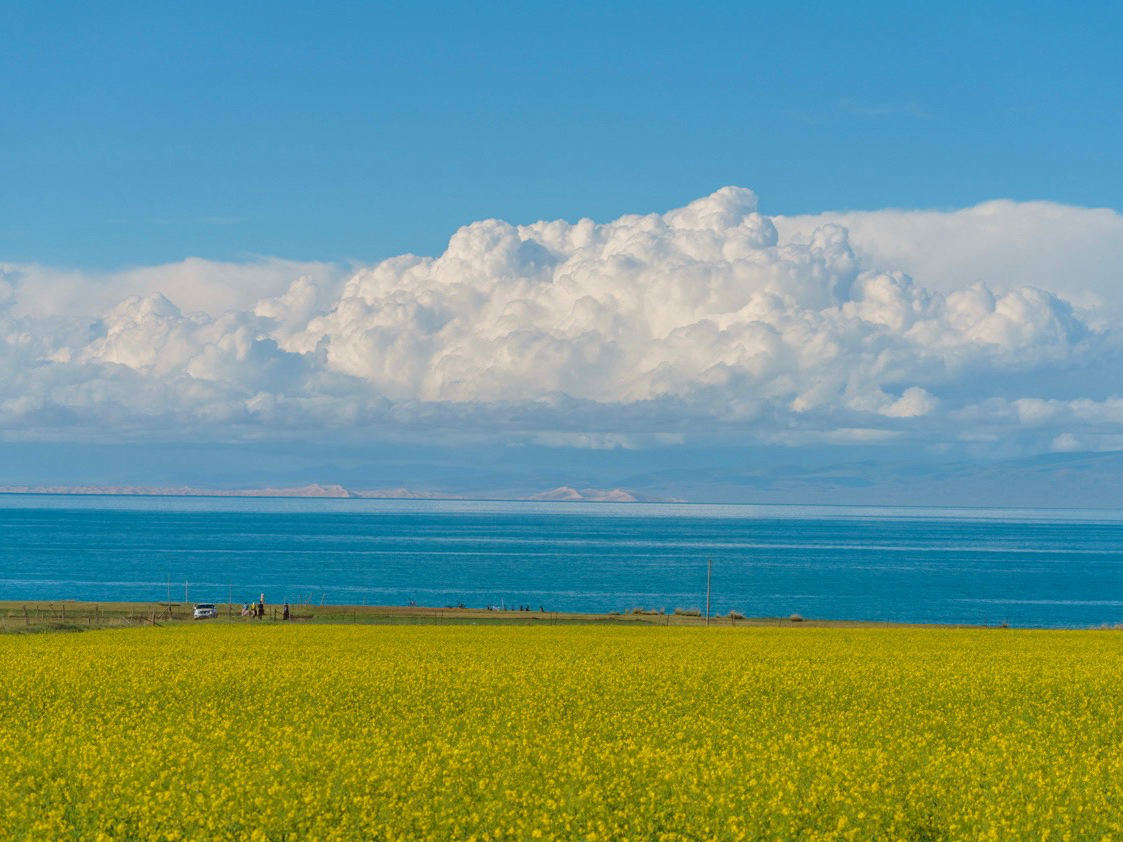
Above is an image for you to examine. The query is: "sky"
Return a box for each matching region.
[1,1,1122,499]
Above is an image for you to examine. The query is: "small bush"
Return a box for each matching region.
[789,613,804,622]
[673,608,702,617]
[729,611,745,620]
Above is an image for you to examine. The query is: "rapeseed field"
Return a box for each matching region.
[1,625,1120,841]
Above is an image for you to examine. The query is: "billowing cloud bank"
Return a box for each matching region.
[2,188,1121,454]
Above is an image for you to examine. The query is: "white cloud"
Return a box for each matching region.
[774,200,1123,316]
[1051,433,1080,452]
[531,432,686,450]
[0,257,344,319]
[1,187,1122,456]
[880,387,938,418]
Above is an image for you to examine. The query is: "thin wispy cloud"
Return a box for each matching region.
[785,99,934,125]
[835,98,933,120]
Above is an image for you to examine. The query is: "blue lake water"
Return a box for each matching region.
[2,494,1122,627]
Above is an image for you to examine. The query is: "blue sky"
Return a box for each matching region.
[2,1,1123,502]
[2,0,1120,267]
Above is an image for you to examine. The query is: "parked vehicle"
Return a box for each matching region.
[193,603,218,620]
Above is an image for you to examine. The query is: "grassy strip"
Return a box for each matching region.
[0,599,981,634]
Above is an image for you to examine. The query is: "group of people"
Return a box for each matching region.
[240,594,266,618]
[238,594,291,620]
[485,604,544,612]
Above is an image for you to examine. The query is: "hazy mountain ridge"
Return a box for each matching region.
[0,483,360,499]
[612,450,1123,508]
[527,486,681,503]
[3,450,1123,508]
[0,483,670,503]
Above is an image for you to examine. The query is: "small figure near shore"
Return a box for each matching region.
[258,593,265,619]
[241,602,250,617]
[283,602,290,621]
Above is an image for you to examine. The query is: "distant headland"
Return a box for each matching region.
[0,483,680,503]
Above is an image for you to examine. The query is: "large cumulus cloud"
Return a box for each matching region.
[2,187,1121,453]
[775,200,1123,316]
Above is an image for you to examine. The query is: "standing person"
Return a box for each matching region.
[258,593,265,619]
[283,602,290,622]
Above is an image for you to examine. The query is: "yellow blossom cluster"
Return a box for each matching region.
[1,625,1121,840]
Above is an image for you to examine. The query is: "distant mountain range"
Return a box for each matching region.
[0,482,676,503]
[527,486,680,503]
[3,450,1123,508]
[601,450,1123,509]
[0,483,362,499]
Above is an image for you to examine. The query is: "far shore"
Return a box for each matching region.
[3,599,1116,633]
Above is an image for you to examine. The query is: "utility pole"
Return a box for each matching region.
[705,558,712,626]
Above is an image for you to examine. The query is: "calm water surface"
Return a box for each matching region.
[2,494,1122,627]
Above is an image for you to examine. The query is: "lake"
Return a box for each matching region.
[2,494,1122,627]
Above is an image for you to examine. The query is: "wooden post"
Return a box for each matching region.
[705,558,712,627]
[24,606,29,626]
[62,603,66,623]
[96,604,100,626]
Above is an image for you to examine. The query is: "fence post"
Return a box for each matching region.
[24,606,30,626]
[705,558,711,627]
